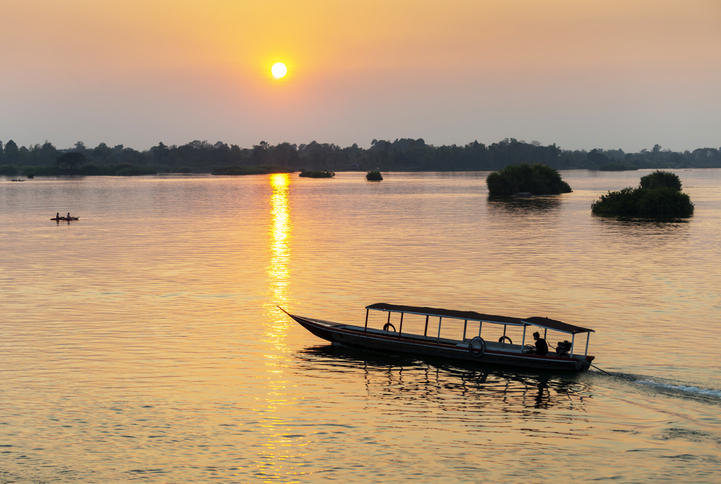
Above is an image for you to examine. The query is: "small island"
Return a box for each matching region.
[366,170,383,181]
[591,170,694,218]
[599,162,637,171]
[485,163,572,197]
[299,170,335,178]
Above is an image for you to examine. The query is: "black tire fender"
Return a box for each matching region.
[469,336,486,357]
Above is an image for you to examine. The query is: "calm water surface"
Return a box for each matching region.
[1,170,720,483]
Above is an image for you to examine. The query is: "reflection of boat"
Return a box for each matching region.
[296,345,592,410]
[281,303,595,372]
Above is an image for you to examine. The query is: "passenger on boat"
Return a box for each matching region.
[533,332,549,356]
[556,340,572,357]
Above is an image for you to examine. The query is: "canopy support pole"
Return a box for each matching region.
[365,309,369,333]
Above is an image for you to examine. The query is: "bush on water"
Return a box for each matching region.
[485,163,572,197]
[599,162,637,171]
[591,171,693,218]
[366,171,383,181]
[299,170,335,178]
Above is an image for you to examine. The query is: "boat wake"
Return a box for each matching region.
[595,371,721,405]
[636,380,721,400]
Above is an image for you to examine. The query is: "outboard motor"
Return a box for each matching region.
[556,340,572,357]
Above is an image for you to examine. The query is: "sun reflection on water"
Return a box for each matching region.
[258,173,306,479]
[266,173,293,318]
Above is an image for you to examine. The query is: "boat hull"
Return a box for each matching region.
[289,313,592,372]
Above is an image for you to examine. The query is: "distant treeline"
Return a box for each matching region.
[1,138,720,175]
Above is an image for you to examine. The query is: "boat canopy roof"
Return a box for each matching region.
[523,316,594,335]
[366,303,594,335]
[367,303,527,326]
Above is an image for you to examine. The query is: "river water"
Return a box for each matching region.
[1,170,719,483]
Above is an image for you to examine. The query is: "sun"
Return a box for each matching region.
[271,62,288,79]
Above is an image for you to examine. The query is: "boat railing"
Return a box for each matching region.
[362,325,529,353]
[364,304,593,358]
[363,326,459,345]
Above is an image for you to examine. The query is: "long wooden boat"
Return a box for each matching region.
[282,303,595,372]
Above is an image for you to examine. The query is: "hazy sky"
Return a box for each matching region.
[1,0,720,152]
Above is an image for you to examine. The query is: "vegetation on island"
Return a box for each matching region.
[211,165,292,176]
[591,170,694,218]
[39,164,157,176]
[25,151,156,176]
[599,162,637,171]
[1,138,720,178]
[299,170,334,178]
[366,170,383,181]
[486,163,572,197]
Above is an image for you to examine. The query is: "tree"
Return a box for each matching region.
[40,141,58,165]
[587,149,610,167]
[118,147,144,165]
[271,142,299,167]
[4,140,19,164]
[55,152,86,169]
[250,142,268,165]
[150,142,169,164]
[299,141,342,170]
[92,142,114,163]
[640,170,682,191]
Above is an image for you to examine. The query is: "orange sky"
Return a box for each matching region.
[1,0,719,151]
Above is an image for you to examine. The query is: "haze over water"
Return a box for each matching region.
[1,170,720,482]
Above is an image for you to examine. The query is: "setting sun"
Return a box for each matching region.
[271,62,288,79]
